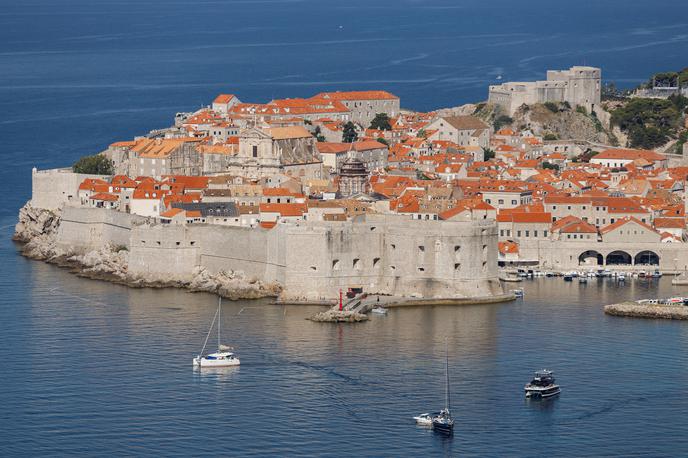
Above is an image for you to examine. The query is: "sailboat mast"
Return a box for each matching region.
[445,338,450,412]
[218,296,221,350]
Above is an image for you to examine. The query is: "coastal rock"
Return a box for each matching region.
[308,309,368,323]
[604,302,688,320]
[187,266,282,300]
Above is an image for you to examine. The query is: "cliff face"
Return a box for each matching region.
[13,202,281,300]
[511,104,614,144]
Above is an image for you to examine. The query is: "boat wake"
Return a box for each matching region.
[563,396,648,423]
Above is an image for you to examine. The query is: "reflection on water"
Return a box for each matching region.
[3,235,688,456]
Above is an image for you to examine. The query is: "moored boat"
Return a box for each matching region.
[193,297,240,368]
[431,339,455,435]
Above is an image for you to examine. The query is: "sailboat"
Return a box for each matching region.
[192,297,240,367]
[431,339,454,434]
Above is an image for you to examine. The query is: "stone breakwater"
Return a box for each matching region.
[13,203,281,300]
[308,309,368,323]
[604,302,688,320]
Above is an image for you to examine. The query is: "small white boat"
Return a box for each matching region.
[512,288,524,298]
[578,277,588,284]
[413,413,434,426]
[371,307,388,315]
[193,297,240,368]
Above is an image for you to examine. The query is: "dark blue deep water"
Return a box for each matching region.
[2,1,688,456]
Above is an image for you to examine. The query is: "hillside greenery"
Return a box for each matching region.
[610,95,687,149]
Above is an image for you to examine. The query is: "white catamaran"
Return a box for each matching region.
[193,297,240,367]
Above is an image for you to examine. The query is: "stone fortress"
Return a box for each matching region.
[488,66,601,116]
[29,168,504,303]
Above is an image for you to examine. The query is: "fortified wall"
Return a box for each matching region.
[51,210,503,302]
[30,169,503,301]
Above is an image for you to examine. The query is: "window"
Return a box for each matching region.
[373,258,380,268]
[332,259,340,270]
[390,265,396,271]
[454,263,460,271]
[418,267,425,272]
[500,230,504,236]
[190,241,195,246]
[391,244,396,250]
[534,230,538,237]
[517,230,522,237]
[252,145,258,158]
[498,199,504,205]
[525,231,530,237]
[353,258,360,269]
[544,230,548,237]
[511,200,517,205]
[454,245,461,253]
[418,245,425,252]
[310,266,317,271]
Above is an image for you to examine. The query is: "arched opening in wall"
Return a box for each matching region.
[332,259,340,270]
[372,258,380,268]
[579,250,603,266]
[353,258,360,269]
[634,251,659,266]
[310,266,317,271]
[606,250,632,265]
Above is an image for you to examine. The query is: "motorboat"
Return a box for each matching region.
[563,273,573,282]
[193,297,240,368]
[617,273,626,282]
[371,306,388,315]
[512,288,524,298]
[413,413,435,426]
[652,270,662,278]
[666,297,686,305]
[524,369,561,399]
[578,277,588,284]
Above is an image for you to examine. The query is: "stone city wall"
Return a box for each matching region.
[50,206,502,300]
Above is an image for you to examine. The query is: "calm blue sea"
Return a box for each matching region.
[2,1,688,455]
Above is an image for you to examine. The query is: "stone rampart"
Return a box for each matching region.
[32,168,110,210]
[50,208,503,301]
[57,207,143,253]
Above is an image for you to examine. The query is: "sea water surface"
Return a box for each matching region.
[2,1,688,456]
[3,237,688,456]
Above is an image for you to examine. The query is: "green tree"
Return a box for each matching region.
[376,137,389,146]
[543,133,558,141]
[312,126,325,142]
[482,147,495,161]
[543,102,560,113]
[342,122,358,143]
[369,113,392,131]
[542,161,560,171]
[73,154,114,175]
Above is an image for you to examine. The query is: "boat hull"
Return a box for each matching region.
[193,357,241,367]
[432,420,454,434]
[525,385,560,399]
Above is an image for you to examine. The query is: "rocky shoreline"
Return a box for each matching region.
[604,302,688,320]
[13,203,281,300]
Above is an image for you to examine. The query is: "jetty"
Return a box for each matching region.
[604,301,688,320]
